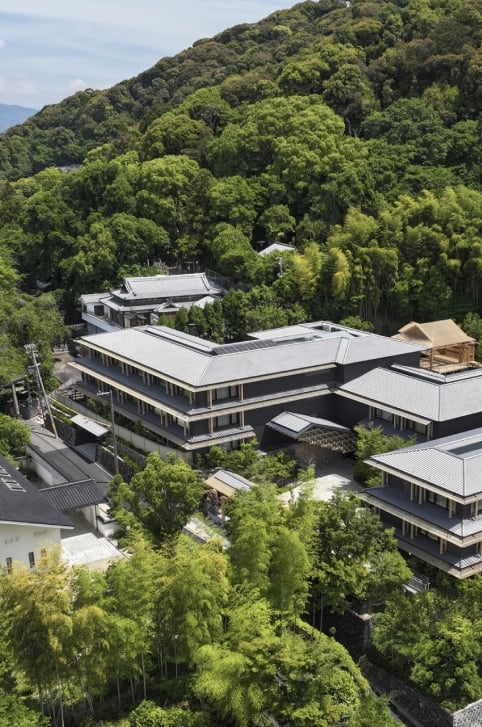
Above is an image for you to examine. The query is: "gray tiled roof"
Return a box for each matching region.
[0,455,72,528]
[339,365,482,421]
[79,323,421,388]
[268,411,350,438]
[207,469,254,492]
[153,295,217,313]
[39,480,107,512]
[114,273,222,301]
[71,414,109,438]
[80,293,109,304]
[258,242,295,257]
[369,427,482,497]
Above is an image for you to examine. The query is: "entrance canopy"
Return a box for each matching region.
[267,412,356,453]
[71,414,109,438]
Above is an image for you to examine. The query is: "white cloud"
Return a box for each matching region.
[0,0,295,106]
[15,78,38,98]
[67,78,87,93]
[0,39,5,48]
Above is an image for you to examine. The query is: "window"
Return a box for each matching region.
[40,548,47,563]
[471,501,482,517]
[5,557,12,574]
[28,552,35,569]
[406,419,427,435]
[374,408,392,422]
[138,401,154,416]
[418,528,438,541]
[215,413,239,429]
[214,386,237,401]
[93,304,105,317]
[426,491,448,509]
[121,362,135,376]
[0,465,24,492]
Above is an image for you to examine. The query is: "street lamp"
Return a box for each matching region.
[97,389,119,474]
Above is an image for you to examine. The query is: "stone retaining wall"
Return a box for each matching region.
[362,661,452,727]
[323,608,372,661]
[452,699,482,727]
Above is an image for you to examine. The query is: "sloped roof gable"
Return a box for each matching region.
[369,428,482,498]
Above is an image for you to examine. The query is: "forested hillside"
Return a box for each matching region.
[0,0,482,373]
[1,2,482,724]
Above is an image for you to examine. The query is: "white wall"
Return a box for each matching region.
[27,450,67,486]
[0,523,62,570]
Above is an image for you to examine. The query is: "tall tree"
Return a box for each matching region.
[156,536,229,670]
[313,492,411,618]
[112,452,205,541]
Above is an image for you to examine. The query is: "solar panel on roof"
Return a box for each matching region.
[213,339,275,355]
[213,335,315,355]
[448,441,482,458]
[0,465,24,492]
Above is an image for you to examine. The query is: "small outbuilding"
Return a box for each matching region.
[393,319,476,372]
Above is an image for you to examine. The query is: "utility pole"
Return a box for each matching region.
[25,343,58,438]
[97,389,119,474]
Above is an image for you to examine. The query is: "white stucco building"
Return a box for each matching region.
[0,456,73,571]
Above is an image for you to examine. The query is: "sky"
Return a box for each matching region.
[0,0,296,110]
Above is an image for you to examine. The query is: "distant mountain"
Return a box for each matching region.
[0,103,37,132]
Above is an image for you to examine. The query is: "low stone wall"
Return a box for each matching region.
[50,415,76,445]
[325,611,482,727]
[323,608,372,661]
[453,699,482,727]
[96,446,137,482]
[362,661,453,727]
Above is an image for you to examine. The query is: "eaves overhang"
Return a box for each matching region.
[395,539,482,579]
[365,459,472,504]
[0,520,73,530]
[75,339,337,390]
[336,389,432,425]
[361,491,482,547]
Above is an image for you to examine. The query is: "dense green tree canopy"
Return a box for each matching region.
[109,452,205,541]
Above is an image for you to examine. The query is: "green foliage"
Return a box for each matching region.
[0,414,30,459]
[0,694,48,727]
[194,607,375,727]
[314,492,411,613]
[462,311,482,360]
[226,480,316,619]
[156,536,229,667]
[109,452,205,541]
[372,586,482,710]
[354,424,416,486]
[0,519,399,725]
[339,315,374,331]
[200,438,297,485]
[3,4,482,716]
[130,700,210,727]
[1,0,481,330]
